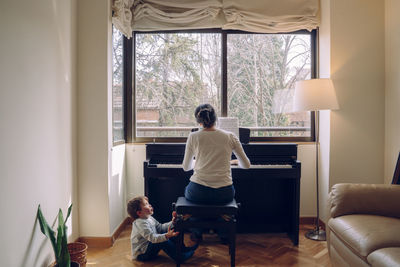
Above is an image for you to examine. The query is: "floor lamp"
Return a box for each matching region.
[293,78,339,241]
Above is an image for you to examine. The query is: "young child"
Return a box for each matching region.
[127,196,198,262]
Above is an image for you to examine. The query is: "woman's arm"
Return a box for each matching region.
[182,134,195,171]
[231,134,251,169]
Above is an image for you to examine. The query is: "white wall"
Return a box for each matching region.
[109,144,127,233]
[126,144,318,217]
[0,0,78,266]
[77,0,127,237]
[78,0,110,236]
[385,0,400,184]
[329,0,385,187]
[298,145,319,216]
[316,0,386,222]
[318,0,333,223]
[77,0,110,237]
[126,144,147,201]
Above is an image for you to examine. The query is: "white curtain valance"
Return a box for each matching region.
[112,0,320,38]
[112,0,135,38]
[222,0,320,33]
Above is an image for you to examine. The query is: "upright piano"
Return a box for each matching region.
[143,143,301,245]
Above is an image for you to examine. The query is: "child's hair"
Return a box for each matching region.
[127,196,148,220]
[194,103,217,128]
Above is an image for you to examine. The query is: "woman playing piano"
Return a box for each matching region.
[182,103,251,205]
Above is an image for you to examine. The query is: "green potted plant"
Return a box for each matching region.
[37,204,79,267]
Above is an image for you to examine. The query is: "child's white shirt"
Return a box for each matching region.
[130,216,172,259]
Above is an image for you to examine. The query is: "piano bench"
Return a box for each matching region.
[172,197,239,267]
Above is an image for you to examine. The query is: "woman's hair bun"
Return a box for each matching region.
[194,104,217,128]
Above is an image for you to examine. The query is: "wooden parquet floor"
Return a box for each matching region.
[86,224,332,267]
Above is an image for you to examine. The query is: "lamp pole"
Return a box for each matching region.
[305,110,326,241]
[293,78,339,241]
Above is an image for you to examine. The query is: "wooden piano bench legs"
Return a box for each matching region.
[172,197,239,267]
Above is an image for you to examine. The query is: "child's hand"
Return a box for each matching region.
[230,159,239,165]
[165,225,179,239]
[172,211,177,224]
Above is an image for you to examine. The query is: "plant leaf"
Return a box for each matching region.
[37,204,72,266]
[65,203,72,223]
[37,205,57,257]
[58,224,71,267]
[55,208,65,262]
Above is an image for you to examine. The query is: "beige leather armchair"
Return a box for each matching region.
[328,183,400,267]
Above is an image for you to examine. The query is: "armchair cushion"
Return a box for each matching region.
[328,215,400,257]
[367,248,400,267]
[329,183,400,218]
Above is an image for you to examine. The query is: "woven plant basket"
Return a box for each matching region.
[68,242,88,267]
[50,261,79,267]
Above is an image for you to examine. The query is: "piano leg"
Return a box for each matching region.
[229,218,236,267]
[174,220,184,267]
[288,169,300,246]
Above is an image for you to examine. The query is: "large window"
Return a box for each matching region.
[127,30,315,142]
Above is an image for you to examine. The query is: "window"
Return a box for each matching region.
[135,32,221,138]
[112,26,125,144]
[126,30,316,142]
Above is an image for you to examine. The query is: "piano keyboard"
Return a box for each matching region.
[234,164,292,169]
[152,164,293,169]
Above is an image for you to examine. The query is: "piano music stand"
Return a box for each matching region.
[238,128,250,144]
[392,152,400,185]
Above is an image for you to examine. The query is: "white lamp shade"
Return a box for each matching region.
[293,78,339,112]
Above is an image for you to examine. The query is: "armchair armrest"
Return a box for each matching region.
[329,183,400,218]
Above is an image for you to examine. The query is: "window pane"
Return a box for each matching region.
[227,34,312,137]
[112,27,124,143]
[135,33,221,137]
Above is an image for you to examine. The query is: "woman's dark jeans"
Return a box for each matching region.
[184,181,235,204]
[184,181,235,239]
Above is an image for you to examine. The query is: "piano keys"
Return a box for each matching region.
[153,164,293,169]
[143,143,301,245]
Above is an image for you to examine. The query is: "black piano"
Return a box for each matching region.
[143,143,301,245]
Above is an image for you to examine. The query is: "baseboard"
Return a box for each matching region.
[300,217,326,230]
[77,217,132,248]
[76,216,324,248]
[111,217,133,243]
